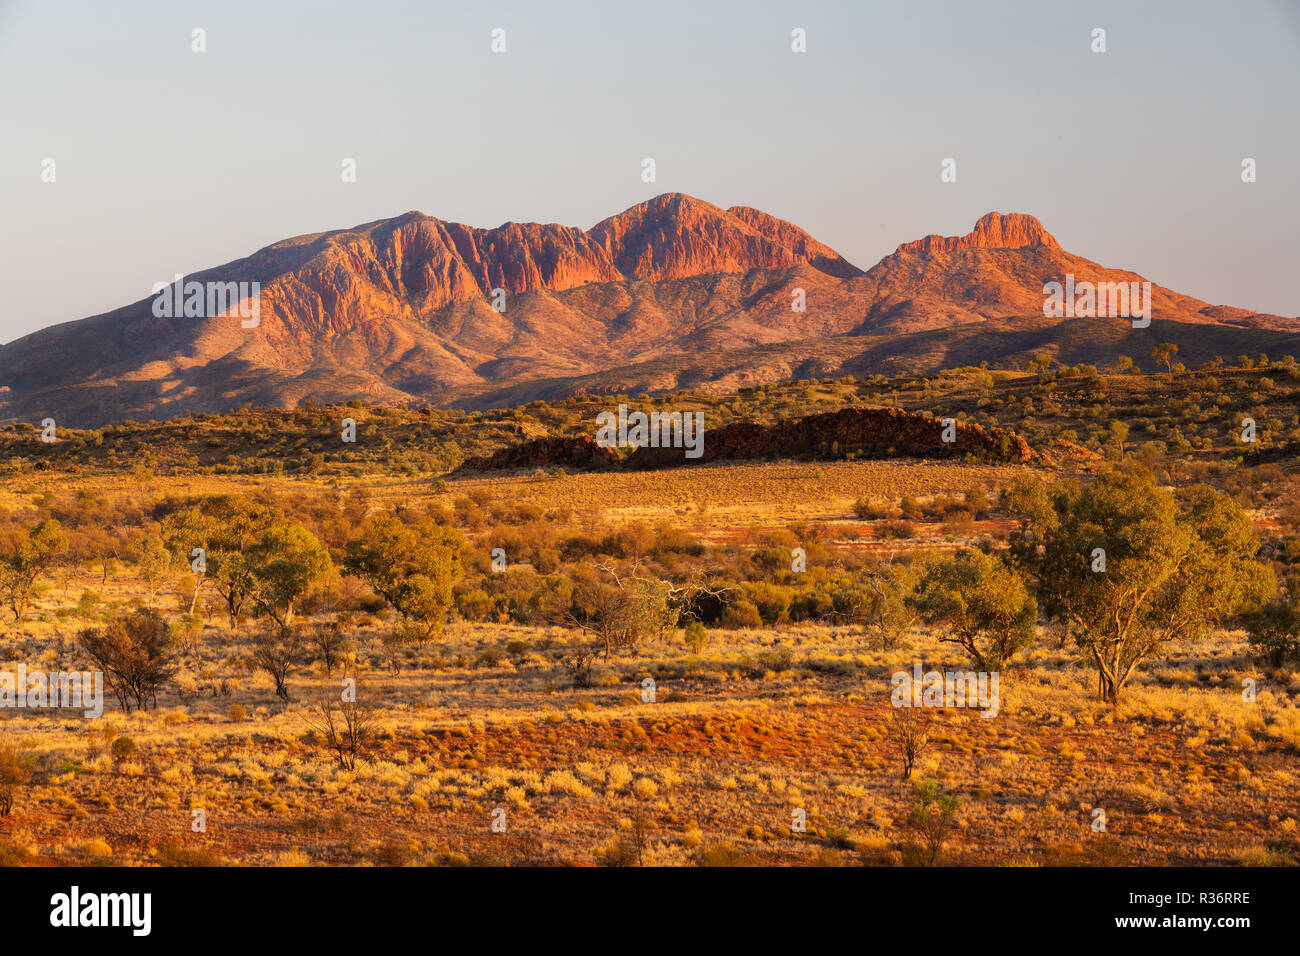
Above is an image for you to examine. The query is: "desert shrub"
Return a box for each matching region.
[940,510,977,537]
[878,519,916,540]
[567,567,681,654]
[156,842,226,866]
[695,842,756,867]
[651,525,704,559]
[683,620,708,650]
[745,582,794,624]
[888,705,932,780]
[899,496,925,520]
[603,521,656,560]
[532,548,562,574]
[250,625,306,702]
[307,622,350,675]
[0,744,33,818]
[909,549,1037,670]
[563,647,599,688]
[172,612,204,652]
[963,480,990,519]
[481,567,572,624]
[78,608,175,712]
[76,589,102,618]
[755,647,793,673]
[302,663,380,770]
[721,599,762,629]
[1244,600,1300,667]
[815,847,845,866]
[853,498,895,520]
[455,589,495,622]
[477,647,506,668]
[904,780,961,866]
[559,534,603,560]
[598,840,640,867]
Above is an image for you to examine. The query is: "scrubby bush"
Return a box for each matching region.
[721,599,762,629]
[0,744,33,818]
[78,608,175,712]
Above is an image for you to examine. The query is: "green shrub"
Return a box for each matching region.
[683,621,708,650]
[722,600,762,629]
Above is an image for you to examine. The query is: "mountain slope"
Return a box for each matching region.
[0,196,1292,426]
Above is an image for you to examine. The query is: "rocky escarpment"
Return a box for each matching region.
[460,434,620,471]
[274,192,862,314]
[587,194,862,281]
[459,405,1037,472]
[627,405,1036,468]
[895,212,1062,254]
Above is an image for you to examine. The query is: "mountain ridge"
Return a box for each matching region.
[1,194,1293,427]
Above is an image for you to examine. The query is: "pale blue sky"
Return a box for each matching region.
[1,0,1297,342]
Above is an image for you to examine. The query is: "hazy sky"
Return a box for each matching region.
[1,0,1297,343]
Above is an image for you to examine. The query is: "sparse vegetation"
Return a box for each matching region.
[0,367,1295,867]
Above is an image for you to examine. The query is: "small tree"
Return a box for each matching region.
[135,535,174,602]
[342,514,464,644]
[1244,600,1300,667]
[248,523,332,637]
[1151,342,1179,378]
[307,622,350,676]
[906,780,961,866]
[909,550,1037,670]
[830,565,918,650]
[0,743,33,818]
[867,564,921,650]
[162,497,278,628]
[78,608,175,712]
[562,645,600,688]
[1008,470,1272,703]
[888,704,932,780]
[566,564,702,657]
[303,663,380,769]
[250,625,305,702]
[1108,421,1129,458]
[0,519,69,620]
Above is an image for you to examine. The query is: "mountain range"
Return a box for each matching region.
[2,192,1295,426]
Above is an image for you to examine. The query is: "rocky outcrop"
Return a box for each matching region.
[459,406,1037,473]
[460,435,620,471]
[626,405,1036,468]
[895,212,1062,254]
[587,194,862,281]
